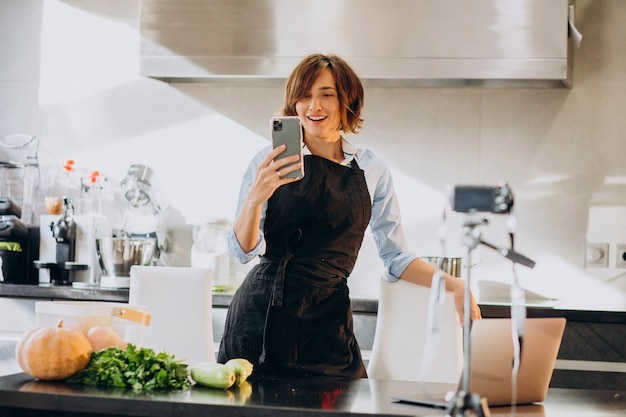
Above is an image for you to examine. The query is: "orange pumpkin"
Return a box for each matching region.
[15,320,93,380]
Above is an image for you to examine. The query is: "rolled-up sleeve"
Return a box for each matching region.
[360,150,418,281]
[227,147,270,264]
[227,226,265,264]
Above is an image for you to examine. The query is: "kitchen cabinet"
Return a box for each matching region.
[0,296,37,377]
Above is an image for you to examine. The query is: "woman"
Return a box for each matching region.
[218,53,481,379]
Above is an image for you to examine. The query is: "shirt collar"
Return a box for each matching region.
[302,137,358,166]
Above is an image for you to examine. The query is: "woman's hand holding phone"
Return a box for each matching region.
[234,146,302,253]
[246,145,302,207]
[234,117,304,252]
[272,145,303,180]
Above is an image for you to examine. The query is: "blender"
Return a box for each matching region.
[190,220,231,291]
[0,134,41,284]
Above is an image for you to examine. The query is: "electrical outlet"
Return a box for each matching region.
[616,244,626,268]
[585,243,609,267]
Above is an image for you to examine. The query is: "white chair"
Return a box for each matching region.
[367,278,463,383]
[128,266,215,365]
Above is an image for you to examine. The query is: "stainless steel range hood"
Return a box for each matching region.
[140,0,576,88]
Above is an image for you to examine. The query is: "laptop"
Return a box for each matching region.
[392,317,566,408]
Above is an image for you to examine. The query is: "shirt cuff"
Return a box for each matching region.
[226,226,266,264]
[383,252,419,282]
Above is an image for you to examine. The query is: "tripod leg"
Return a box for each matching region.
[468,393,491,417]
[480,397,491,417]
[444,392,491,417]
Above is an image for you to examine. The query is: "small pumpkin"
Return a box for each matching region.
[15,320,93,380]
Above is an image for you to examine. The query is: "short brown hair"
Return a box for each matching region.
[281,54,364,134]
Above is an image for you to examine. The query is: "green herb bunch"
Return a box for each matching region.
[67,344,191,392]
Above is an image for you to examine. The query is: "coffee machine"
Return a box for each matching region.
[36,197,112,287]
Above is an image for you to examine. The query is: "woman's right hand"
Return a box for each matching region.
[232,145,302,252]
[245,144,302,206]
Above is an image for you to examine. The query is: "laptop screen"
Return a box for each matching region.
[468,317,566,406]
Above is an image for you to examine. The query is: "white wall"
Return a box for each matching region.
[2,0,626,306]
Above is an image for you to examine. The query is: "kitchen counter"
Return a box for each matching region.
[2,283,625,391]
[1,372,625,417]
[479,302,626,324]
[3,283,626,320]
[0,283,378,313]
[0,283,129,302]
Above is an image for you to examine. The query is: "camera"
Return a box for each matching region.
[451,183,513,214]
[272,119,283,132]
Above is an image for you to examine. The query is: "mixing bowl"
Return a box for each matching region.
[96,237,156,277]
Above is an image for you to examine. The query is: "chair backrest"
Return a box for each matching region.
[367,278,463,383]
[128,266,215,365]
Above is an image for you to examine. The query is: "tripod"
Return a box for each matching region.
[444,212,535,417]
[444,213,490,417]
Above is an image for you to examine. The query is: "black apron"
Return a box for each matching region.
[218,155,372,378]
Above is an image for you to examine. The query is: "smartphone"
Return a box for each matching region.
[271,116,304,179]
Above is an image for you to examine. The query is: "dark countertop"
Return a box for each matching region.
[479,303,626,324]
[1,372,625,417]
[3,283,626,323]
[0,283,378,314]
[0,283,129,302]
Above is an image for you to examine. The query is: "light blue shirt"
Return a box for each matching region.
[227,138,418,281]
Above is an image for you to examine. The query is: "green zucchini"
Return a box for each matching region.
[190,362,236,389]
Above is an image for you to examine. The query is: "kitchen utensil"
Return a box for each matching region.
[96,237,156,277]
[0,134,38,166]
[191,221,230,290]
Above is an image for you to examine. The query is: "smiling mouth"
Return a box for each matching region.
[307,115,327,121]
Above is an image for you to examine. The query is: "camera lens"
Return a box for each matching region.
[273,120,283,131]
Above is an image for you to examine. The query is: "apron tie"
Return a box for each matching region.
[259,228,302,365]
[271,228,302,307]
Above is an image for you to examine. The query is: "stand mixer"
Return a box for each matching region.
[97,164,162,288]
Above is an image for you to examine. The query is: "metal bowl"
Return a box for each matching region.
[96,237,156,277]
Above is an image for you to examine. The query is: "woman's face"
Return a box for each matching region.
[295,68,341,143]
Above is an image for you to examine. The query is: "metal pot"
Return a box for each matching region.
[421,256,463,278]
[96,237,156,277]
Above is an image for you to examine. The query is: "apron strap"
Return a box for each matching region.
[259,228,302,365]
[272,228,302,307]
